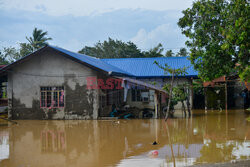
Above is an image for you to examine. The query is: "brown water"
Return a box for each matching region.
[0,110,250,167]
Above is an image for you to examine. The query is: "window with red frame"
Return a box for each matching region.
[40,86,64,108]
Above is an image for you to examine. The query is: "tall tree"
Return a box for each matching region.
[0,28,52,64]
[26,28,52,50]
[165,50,174,57]
[19,43,33,57]
[80,38,188,58]
[142,43,164,57]
[176,48,188,57]
[0,43,34,64]
[0,47,21,64]
[154,61,188,120]
[0,50,10,65]
[79,38,143,58]
[178,0,249,81]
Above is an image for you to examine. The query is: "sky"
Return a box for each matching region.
[0,0,194,52]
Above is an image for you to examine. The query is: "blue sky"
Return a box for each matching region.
[0,0,193,52]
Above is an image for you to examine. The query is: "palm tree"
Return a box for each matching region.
[26,28,52,50]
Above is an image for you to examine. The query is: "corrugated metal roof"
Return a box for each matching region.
[0,45,198,78]
[49,45,133,76]
[102,57,198,78]
[121,77,167,94]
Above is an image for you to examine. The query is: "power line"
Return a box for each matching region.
[6,70,95,78]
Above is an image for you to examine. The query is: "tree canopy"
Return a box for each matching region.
[165,50,174,57]
[0,43,34,64]
[79,38,143,58]
[142,43,165,58]
[178,0,249,81]
[154,60,189,119]
[79,38,188,58]
[26,28,52,50]
[0,28,52,64]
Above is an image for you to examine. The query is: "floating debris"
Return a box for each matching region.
[152,141,158,145]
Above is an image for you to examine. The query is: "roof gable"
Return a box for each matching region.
[48,45,133,76]
[0,45,198,78]
[0,45,133,77]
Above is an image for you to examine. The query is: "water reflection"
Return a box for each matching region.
[0,129,9,162]
[41,129,66,152]
[0,110,249,167]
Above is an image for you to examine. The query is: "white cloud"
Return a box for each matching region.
[0,0,193,16]
[131,24,186,51]
[0,7,187,52]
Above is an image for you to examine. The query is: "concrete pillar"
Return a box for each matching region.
[204,87,207,113]
[7,73,13,119]
[93,89,99,119]
[154,91,158,119]
[225,80,228,112]
[190,78,194,109]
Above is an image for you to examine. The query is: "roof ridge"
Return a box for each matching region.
[102,56,188,60]
[0,45,196,78]
[48,45,134,76]
[48,45,100,60]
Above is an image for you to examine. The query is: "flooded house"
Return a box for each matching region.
[0,65,7,116]
[102,57,198,116]
[203,75,250,110]
[0,45,197,120]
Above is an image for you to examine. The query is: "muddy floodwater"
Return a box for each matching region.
[0,110,250,167]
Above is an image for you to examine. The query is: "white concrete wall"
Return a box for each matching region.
[126,78,193,110]
[126,89,155,110]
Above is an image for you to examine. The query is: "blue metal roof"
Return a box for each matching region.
[101,57,198,78]
[0,45,197,78]
[48,45,133,76]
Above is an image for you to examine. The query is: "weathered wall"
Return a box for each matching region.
[7,49,99,120]
[232,81,245,109]
[126,89,155,110]
[126,78,193,110]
